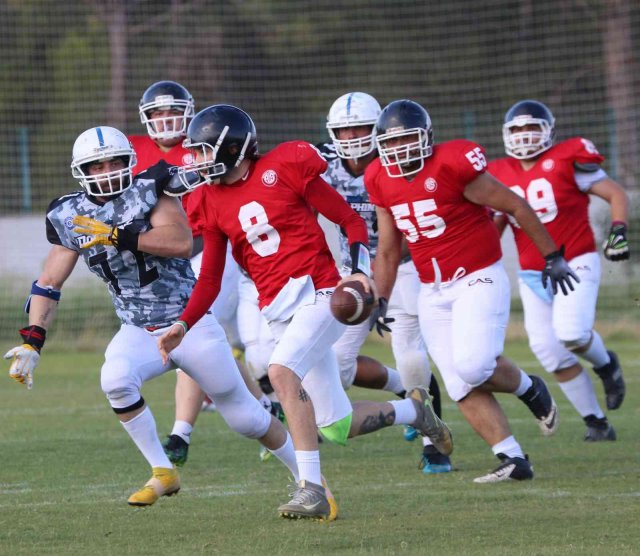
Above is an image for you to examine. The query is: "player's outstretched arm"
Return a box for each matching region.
[590,178,630,261]
[465,173,579,295]
[4,245,78,389]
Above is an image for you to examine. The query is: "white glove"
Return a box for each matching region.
[4,344,40,390]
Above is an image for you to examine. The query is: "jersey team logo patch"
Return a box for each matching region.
[424,177,438,192]
[542,159,555,171]
[64,216,75,229]
[262,169,278,187]
[182,153,194,165]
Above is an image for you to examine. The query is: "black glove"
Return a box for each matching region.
[369,297,394,337]
[541,246,580,296]
[603,223,630,261]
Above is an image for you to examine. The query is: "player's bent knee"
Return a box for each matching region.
[455,355,495,387]
[559,332,591,352]
[101,359,140,407]
[319,414,353,446]
[221,402,271,439]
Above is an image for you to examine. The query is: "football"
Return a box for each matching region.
[330,280,374,325]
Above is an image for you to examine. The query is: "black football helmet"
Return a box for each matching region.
[139,80,195,140]
[503,100,555,159]
[178,104,259,188]
[375,100,434,177]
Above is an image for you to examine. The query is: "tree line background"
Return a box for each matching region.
[0,0,638,213]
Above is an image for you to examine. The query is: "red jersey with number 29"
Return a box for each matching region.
[365,139,502,283]
[185,141,358,311]
[488,137,603,271]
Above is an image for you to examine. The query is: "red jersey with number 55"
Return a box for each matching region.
[365,139,502,283]
[488,137,603,271]
[190,141,342,308]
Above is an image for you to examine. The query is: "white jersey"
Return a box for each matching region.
[317,143,378,269]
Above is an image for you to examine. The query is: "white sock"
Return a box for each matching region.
[558,369,605,418]
[389,399,418,425]
[170,420,193,444]
[579,331,610,368]
[491,435,524,459]
[269,433,299,482]
[383,367,406,395]
[121,407,172,468]
[422,436,433,448]
[295,450,322,485]
[514,371,533,397]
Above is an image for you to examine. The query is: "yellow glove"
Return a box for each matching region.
[4,344,39,390]
[73,215,139,251]
[73,215,117,249]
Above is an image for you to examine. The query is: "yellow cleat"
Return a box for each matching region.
[321,475,338,522]
[127,466,180,506]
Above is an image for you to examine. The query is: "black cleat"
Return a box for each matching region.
[162,434,189,467]
[473,453,534,483]
[518,375,559,436]
[593,351,625,410]
[583,415,617,441]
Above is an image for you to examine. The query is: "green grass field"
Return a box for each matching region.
[1,338,638,555]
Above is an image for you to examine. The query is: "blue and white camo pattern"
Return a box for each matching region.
[45,169,195,328]
[317,142,378,268]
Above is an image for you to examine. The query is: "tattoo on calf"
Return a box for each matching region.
[359,410,395,435]
[298,388,310,402]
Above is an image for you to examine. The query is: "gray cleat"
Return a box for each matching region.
[408,387,454,456]
[584,415,617,441]
[278,480,330,521]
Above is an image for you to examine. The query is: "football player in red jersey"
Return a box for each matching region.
[366,99,578,483]
[157,104,453,520]
[130,81,269,466]
[489,100,629,441]
[129,80,196,176]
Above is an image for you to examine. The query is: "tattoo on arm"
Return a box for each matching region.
[298,388,310,402]
[358,410,395,435]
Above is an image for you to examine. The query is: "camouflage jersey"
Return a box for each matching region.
[45,161,195,328]
[317,142,378,268]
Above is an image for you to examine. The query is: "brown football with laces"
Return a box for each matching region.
[330,280,374,325]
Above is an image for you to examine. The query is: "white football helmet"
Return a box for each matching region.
[326,92,381,159]
[70,126,137,197]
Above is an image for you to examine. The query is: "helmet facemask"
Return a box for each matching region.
[503,116,554,159]
[377,128,432,178]
[327,124,377,159]
[178,125,254,188]
[139,96,195,141]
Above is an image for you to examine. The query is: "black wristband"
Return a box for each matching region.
[113,226,140,252]
[544,245,565,262]
[19,325,47,352]
[349,241,371,276]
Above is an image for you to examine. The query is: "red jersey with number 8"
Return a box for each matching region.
[188,141,341,307]
[365,139,502,283]
[488,137,603,271]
